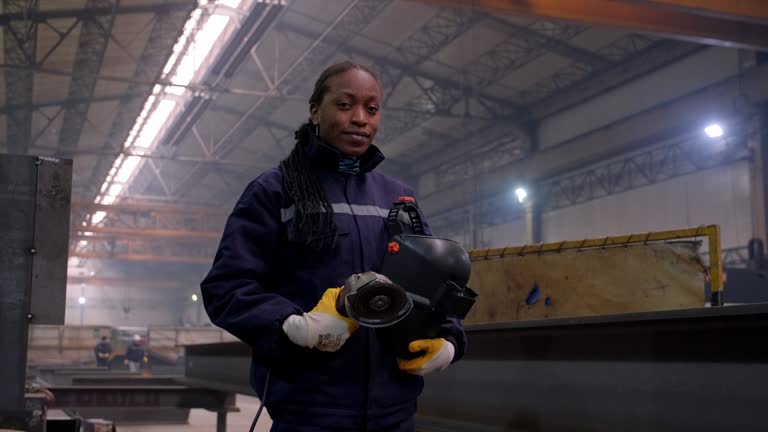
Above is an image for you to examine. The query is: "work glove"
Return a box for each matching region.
[282,287,360,352]
[397,338,455,376]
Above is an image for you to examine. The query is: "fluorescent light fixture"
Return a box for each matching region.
[78,296,87,305]
[115,156,141,183]
[107,184,123,197]
[515,187,528,204]
[79,240,88,247]
[191,294,199,302]
[92,211,107,225]
[134,99,177,148]
[705,123,724,138]
[85,0,255,229]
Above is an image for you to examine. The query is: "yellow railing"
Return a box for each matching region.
[469,225,723,298]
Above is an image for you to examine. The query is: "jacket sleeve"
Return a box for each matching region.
[409,188,468,363]
[201,179,307,365]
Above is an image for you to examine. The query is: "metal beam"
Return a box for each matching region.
[67,276,184,289]
[57,0,116,155]
[0,1,194,25]
[70,250,213,264]
[629,0,768,23]
[72,225,220,240]
[420,63,768,219]
[418,305,768,431]
[409,0,768,51]
[169,0,387,200]
[0,92,143,114]
[3,0,37,155]
[72,200,227,215]
[85,3,194,202]
[46,384,235,409]
[185,305,768,431]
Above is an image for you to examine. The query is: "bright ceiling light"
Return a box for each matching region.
[515,187,528,204]
[705,123,724,138]
[78,296,87,305]
[115,156,141,183]
[78,240,88,247]
[107,184,123,197]
[91,211,107,225]
[191,294,199,302]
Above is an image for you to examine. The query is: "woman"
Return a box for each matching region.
[201,61,466,432]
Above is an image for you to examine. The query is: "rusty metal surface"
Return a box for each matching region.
[30,156,72,325]
[0,154,38,410]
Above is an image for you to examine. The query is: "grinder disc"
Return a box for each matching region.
[345,279,412,327]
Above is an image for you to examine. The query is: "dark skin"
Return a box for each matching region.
[310,69,382,157]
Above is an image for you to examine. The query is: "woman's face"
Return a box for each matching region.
[310,69,381,157]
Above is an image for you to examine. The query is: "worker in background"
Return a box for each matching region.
[94,336,112,368]
[201,61,466,432]
[124,334,145,373]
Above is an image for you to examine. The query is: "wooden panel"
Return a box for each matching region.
[466,241,704,323]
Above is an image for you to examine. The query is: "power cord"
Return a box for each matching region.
[248,369,271,432]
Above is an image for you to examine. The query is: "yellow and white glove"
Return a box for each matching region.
[397,338,455,376]
[282,287,360,352]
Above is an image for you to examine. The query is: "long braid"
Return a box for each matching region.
[280,123,336,249]
[279,61,381,250]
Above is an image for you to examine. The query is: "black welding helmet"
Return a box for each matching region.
[375,198,478,358]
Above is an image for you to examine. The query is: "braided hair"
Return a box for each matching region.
[279,61,381,250]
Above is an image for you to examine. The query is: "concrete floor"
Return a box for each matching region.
[116,394,273,432]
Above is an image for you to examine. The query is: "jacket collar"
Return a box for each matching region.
[303,128,385,174]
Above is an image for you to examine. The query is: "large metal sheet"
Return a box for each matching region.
[184,305,768,432]
[0,154,37,410]
[30,157,72,324]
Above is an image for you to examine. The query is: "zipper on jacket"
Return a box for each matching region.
[343,175,369,430]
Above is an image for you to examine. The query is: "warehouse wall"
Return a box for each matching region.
[459,160,751,251]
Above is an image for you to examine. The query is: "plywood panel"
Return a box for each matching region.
[466,241,704,324]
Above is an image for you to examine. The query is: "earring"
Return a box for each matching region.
[315,123,319,137]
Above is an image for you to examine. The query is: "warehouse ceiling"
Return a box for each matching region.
[1,0,744,283]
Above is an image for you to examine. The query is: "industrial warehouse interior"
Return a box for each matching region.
[2,0,768,431]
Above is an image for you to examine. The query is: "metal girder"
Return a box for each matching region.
[432,123,750,232]
[628,0,768,23]
[409,0,768,51]
[0,2,194,25]
[67,276,185,289]
[420,63,768,223]
[524,39,701,113]
[72,200,228,215]
[278,18,524,150]
[84,3,194,201]
[390,7,480,67]
[465,19,588,89]
[169,0,389,200]
[70,238,215,264]
[514,34,657,105]
[278,19,521,114]
[0,92,143,114]
[72,225,220,240]
[57,0,115,156]
[3,0,37,155]
[539,129,749,212]
[46,385,235,409]
[484,14,612,68]
[418,305,768,432]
